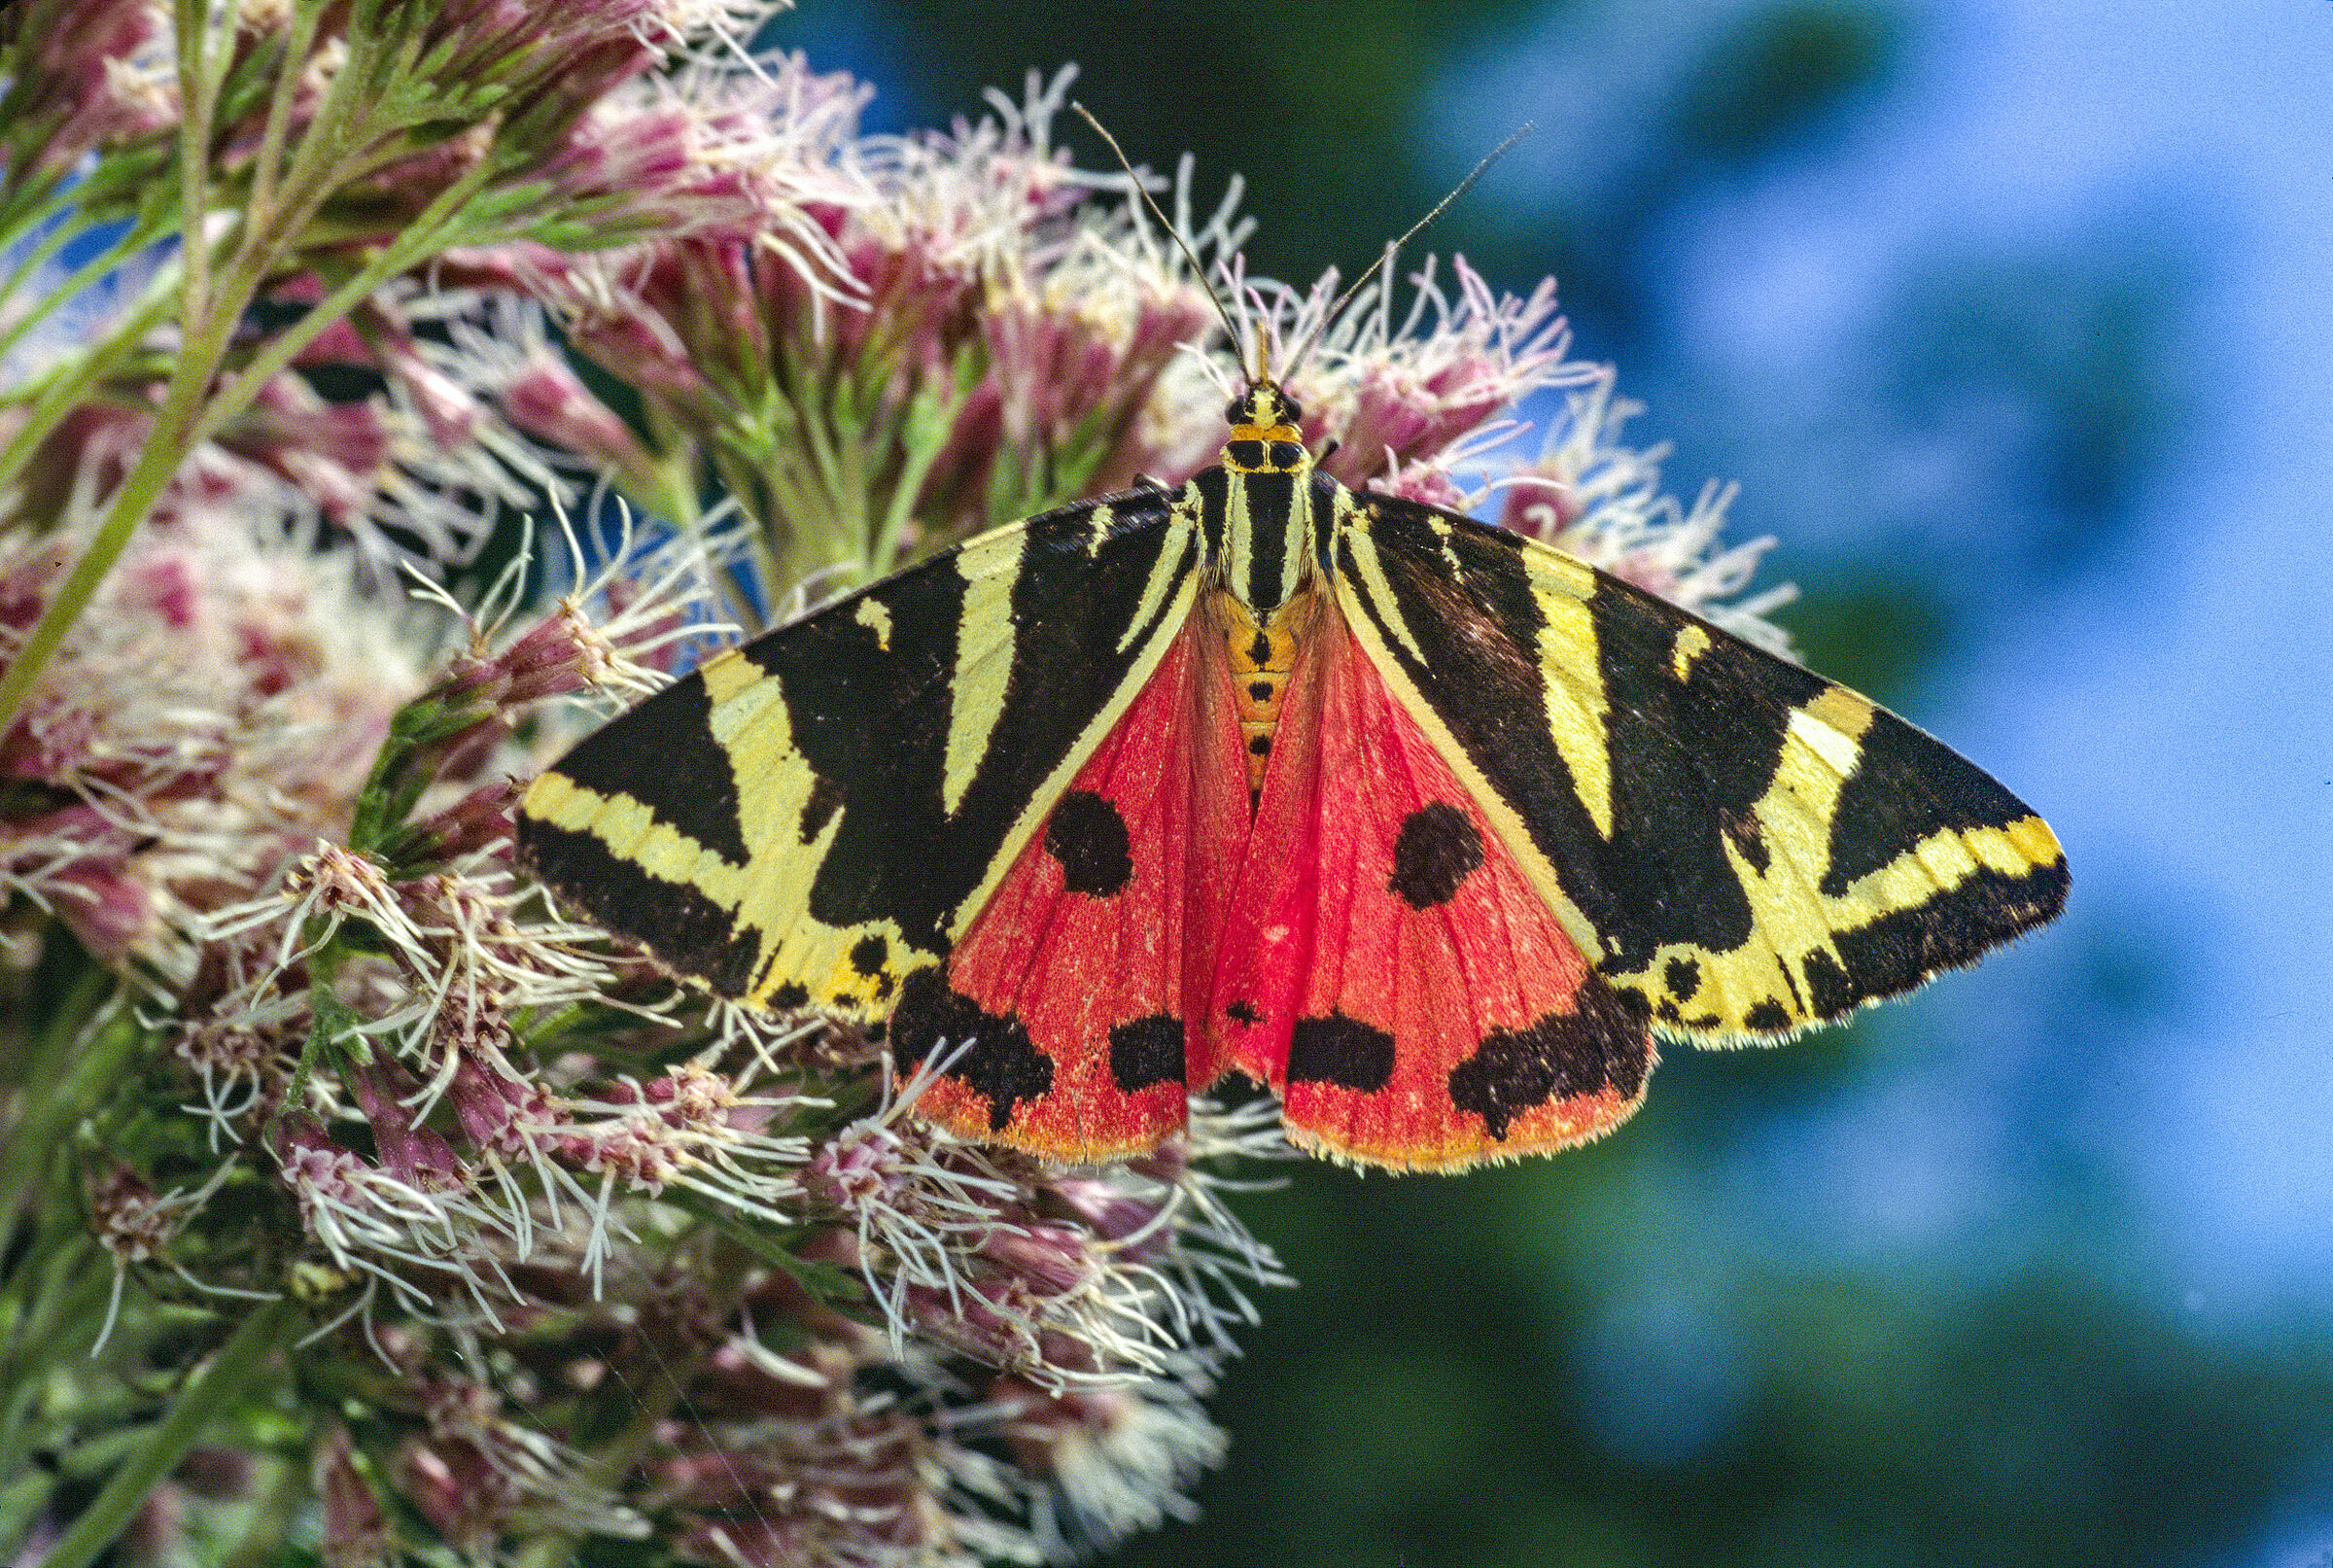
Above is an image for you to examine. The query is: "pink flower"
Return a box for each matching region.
[494,350,655,479]
[349,1064,469,1193]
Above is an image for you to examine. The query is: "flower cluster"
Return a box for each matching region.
[0,8,1796,1568]
[0,470,418,981]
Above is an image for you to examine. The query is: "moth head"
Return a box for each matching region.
[1223,382,1310,473]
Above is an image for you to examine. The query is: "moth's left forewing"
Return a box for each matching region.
[1329,489,2068,1044]
[519,486,1204,1020]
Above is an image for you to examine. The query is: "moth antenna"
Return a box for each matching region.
[1073,101,1257,382]
[1287,122,1534,381]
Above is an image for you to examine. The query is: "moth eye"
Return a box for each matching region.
[1276,392,1305,426]
[1224,394,1248,425]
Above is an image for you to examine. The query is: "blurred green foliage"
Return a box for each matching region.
[765,1,2329,1562]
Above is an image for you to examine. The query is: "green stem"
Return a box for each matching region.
[35,1299,301,1568]
[191,159,502,448]
[773,357,861,584]
[174,0,223,325]
[869,364,971,578]
[244,2,325,224]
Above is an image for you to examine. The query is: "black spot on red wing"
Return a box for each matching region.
[1247,680,1275,703]
[1044,789,1133,897]
[1225,998,1262,1027]
[1446,980,1651,1140]
[890,967,1054,1132]
[1108,1014,1185,1092]
[1663,956,1701,1000]
[1744,999,1791,1032]
[1288,1011,1396,1092]
[850,933,888,975]
[798,774,845,845]
[1247,734,1271,756]
[768,981,810,1010]
[1387,801,1484,909]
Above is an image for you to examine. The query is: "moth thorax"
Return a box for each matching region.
[1216,587,1315,796]
[1214,463,1316,611]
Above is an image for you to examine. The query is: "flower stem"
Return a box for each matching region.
[35,1299,301,1568]
[173,0,225,326]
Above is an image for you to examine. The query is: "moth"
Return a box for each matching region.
[517,372,2068,1170]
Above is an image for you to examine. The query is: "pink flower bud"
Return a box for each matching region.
[49,858,157,964]
[493,600,622,704]
[450,1057,558,1159]
[496,353,652,475]
[292,319,382,370]
[1045,1175,1166,1249]
[349,1066,467,1192]
[381,340,484,450]
[404,777,524,862]
[979,1222,1098,1299]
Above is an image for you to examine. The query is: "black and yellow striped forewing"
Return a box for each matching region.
[518,484,1201,1018]
[1326,487,2068,1043]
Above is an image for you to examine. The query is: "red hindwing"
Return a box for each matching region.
[1208,597,1654,1168]
[917,590,1652,1169]
[913,625,1250,1161]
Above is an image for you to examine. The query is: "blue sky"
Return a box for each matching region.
[1438,0,2333,1322]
